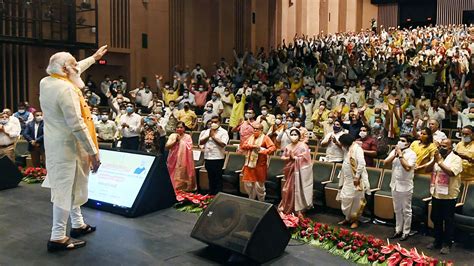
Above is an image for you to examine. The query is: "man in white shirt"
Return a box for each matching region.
[95,111,117,142]
[119,103,142,150]
[205,92,224,116]
[199,116,229,195]
[0,112,21,162]
[429,119,447,145]
[427,99,446,127]
[320,120,347,162]
[202,103,218,125]
[135,86,153,112]
[384,134,417,241]
[100,75,112,95]
[213,80,226,98]
[256,105,275,134]
[177,89,196,110]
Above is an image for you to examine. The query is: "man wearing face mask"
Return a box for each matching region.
[384,135,417,241]
[234,109,256,149]
[200,116,229,195]
[202,103,218,125]
[427,99,445,127]
[356,126,378,167]
[256,105,275,134]
[23,111,45,167]
[426,139,463,255]
[94,112,117,143]
[135,85,153,113]
[190,83,212,115]
[163,101,179,134]
[267,114,285,150]
[177,89,195,110]
[100,75,112,96]
[312,101,330,135]
[177,103,197,131]
[39,46,106,251]
[13,102,34,132]
[119,103,142,150]
[156,76,179,106]
[241,122,276,201]
[454,125,474,182]
[293,117,309,143]
[320,120,347,163]
[140,115,164,154]
[363,98,376,122]
[205,92,224,116]
[213,81,226,98]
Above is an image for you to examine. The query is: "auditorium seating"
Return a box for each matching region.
[221,152,245,194]
[455,183,474,236]
[374,170,394,220]
[364,167,383,218]
[191,131,201,147]
[224,145,238,153]
[411,174,432,226]
[265,156,286,203]
[312,161,335,206]
[324,163,343,210]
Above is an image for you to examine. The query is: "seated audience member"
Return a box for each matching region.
[22,111,45,167]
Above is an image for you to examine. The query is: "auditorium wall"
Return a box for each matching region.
[23,0,377,109]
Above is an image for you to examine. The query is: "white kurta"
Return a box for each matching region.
[40,57,98,211]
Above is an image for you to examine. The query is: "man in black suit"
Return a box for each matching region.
[23,111,45,167]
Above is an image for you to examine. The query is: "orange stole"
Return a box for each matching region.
[50,74,99,151]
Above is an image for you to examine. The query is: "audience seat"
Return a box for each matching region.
[265,156,286,203]
[312,161,335,206]
[224,145,238,153]
[314,152,326,161]
[221,152,246,195]
[317,145,327,154]
[192,149,205,191]
[454,182,474,235]
[374,170,394,220]
[308,139,318,146]
[324,163,343,210]
[191,131,201,147]
[378,160,392,170]
[411,174,432,225]
[229,139,240,145]
[364,167,383,218]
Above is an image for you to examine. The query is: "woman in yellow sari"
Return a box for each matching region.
[410,127,437,174]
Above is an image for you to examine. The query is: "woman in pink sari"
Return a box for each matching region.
[165,122,196,191]
[278,129,313,217]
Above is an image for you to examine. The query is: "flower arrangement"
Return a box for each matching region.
[19,166,47,184]
[281,213,453,266]
[173,190,214,214]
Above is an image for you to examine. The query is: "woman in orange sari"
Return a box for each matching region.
[165,122,196,191]
[278,129,313,217]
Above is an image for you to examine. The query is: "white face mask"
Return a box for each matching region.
[35,116,43,122]
[397,141,408,150]
[290,135,299,143]
[261,110,268,116]
[0,119,8,125]
[245,113,253,119]
[462,136,472,143]
[275,119,282,125]
[206,107,213,112]
[120,109,126,115]
[404,119,412,124]
[211,123,219,130]
[359,131,367,139]
[294,122,301,128]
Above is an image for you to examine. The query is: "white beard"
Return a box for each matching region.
[66,66,85,88]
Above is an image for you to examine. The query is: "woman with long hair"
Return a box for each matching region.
[410,127,437,174]
[278,129,313,217]
[165,122,196,191]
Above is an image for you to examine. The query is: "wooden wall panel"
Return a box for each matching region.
[0,44,28,111]
[437,0,474,25]
[377,3,398,29]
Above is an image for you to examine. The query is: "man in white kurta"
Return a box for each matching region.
[337,134,370,229]
[40,46,106,252]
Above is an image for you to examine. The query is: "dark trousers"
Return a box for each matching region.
[431,197,456,247]
[121,136,140,151]
[205,159,225,195]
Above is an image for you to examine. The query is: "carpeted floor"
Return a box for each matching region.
[0,183,472,265]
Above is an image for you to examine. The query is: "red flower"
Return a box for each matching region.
[378,255,386,263]
[381,244,397,254]
[337,241,345,249]
[399,257,413,266]
[387,252,402,266]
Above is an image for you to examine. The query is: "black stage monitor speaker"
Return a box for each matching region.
[191,193,291,264]
[0,155,22,190]
[85,148,176,217]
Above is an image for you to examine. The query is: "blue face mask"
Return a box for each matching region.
[126,107,133,113]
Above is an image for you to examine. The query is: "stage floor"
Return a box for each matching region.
[0,184,352,265]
